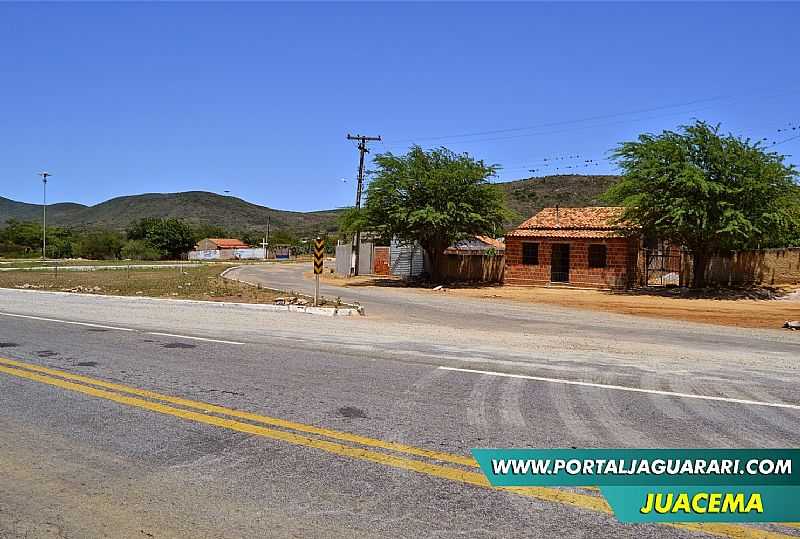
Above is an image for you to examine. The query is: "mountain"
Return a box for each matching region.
[0,175,621,234]
[0,191,344,236]
[496,174,621,224]
[0,197,88,224]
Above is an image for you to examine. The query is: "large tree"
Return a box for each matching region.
[605,121,799,288]
[126,218,196,259]
[347,146,511,281]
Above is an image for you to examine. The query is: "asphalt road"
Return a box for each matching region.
[1,278,799,538]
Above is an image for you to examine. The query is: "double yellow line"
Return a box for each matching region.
[0,356,793,539]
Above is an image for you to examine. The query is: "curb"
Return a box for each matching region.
[221,266,365,316]
[0,287,361,317]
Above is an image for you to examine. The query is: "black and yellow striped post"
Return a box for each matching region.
[313,237,325,305]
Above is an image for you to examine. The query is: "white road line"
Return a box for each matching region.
[438,366,800,411]
[0,312,135,332]
[146,332,245,345]
[0,311,245,345]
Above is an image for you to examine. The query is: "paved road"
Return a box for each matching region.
[0,285,799,538]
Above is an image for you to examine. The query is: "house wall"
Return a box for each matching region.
[188,248,266,260]
[504,236,636,289]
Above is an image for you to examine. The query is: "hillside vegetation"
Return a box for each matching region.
[497,174,621,224]
[1,175,621,236]
[0,191,343,237]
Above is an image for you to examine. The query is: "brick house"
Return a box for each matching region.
[195,238,250,250]
[504,207,639,289]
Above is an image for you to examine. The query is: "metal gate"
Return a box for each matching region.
[642,248,682,286]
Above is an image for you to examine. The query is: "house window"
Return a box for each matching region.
[522,243,539,265]
[588,244,607,268]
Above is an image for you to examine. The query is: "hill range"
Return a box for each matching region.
[0,175,620,235]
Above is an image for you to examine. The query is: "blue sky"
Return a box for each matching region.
[1,2,798,212]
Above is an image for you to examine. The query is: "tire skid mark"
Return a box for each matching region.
[582,373,652,447]
[549,381,602,447]
[498,378,527,429]
[717,385,800,447]
[668,378,747,447]
[466,374,495,434]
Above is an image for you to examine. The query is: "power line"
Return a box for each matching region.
[382,88,800,150]
[390,95,730,144]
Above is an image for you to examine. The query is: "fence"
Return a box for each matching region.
[390,239,425,278]
[334,242,379,276]
[683,247,800,286]
[436,254,505,283]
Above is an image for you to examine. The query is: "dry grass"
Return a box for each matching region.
[0,259,200,268]
[0,264,283,304]
[448,285,800,329]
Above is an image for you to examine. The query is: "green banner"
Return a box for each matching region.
[601,486,800,522]
[471,448,800,522]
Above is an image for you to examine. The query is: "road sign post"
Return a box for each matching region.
[313,237,325,306]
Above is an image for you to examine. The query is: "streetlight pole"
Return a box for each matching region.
[38,172,51,259]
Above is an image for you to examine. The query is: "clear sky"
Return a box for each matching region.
[1,2,798,212]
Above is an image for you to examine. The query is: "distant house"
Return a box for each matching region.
[504,207,639,289]
[189,238,264,261]
[195,238,251,251]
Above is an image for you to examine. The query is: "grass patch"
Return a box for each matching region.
[0,264,284,304]
[0,259,203,268]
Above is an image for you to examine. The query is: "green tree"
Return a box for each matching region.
[126,218,196,259]
[120,239,162,260]
[605,121,799,288]
[192,223,230,242]
[75,230,124,260]
[349,146,510,281]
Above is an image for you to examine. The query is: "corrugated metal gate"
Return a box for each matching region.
[390,239,425,278]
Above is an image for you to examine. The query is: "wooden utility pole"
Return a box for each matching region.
[346,134,381,275]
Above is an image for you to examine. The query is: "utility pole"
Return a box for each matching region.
[261,215,271,260]
[346,133,381,275]
[38,172,51,259]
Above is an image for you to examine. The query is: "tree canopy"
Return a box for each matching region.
[605,121,800,287]
[346,146,511,280]
[126,218,196,259]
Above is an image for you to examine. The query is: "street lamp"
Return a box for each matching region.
[38,172,51,259]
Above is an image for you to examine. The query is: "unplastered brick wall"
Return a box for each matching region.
[686,247,800,285]
[505,237,636,289]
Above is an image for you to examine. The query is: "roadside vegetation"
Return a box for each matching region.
[606,120,800,288]
[0,264,285,303]
[340,146,514,281]
[0,217,305,260]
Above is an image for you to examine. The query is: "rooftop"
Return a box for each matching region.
[508,207,636,238]
[205,238,251,249]
[445,235,506,254]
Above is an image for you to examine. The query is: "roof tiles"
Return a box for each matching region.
[508,207,636,239]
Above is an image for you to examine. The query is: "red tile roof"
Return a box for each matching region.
[507,207,636,239]
[508,228,625,239]
[475,235,506,250]
[208,238,250,249]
